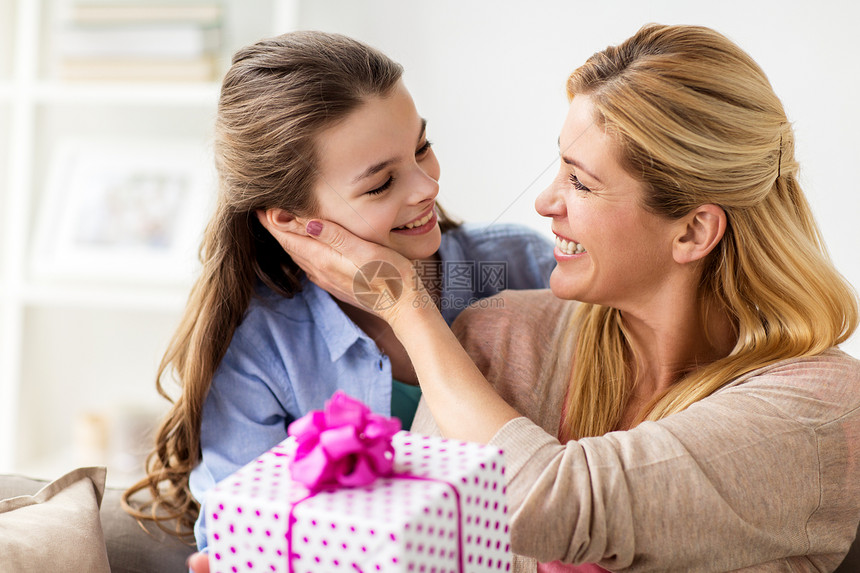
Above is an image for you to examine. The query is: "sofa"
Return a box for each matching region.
[0,467,193,572]
[0,467,858,572]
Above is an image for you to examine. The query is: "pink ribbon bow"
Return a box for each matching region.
[287,391,401,492]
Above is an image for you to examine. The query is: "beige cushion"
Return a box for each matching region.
[0,466,110,573]
[0,471,196,573]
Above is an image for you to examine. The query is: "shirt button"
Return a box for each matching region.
[378,359,384,370]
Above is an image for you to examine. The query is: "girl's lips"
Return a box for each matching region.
[392,207,437,235]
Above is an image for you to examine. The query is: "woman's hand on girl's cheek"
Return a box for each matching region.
[274,218,426,322]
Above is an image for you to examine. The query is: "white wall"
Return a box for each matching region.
[299,0,860,358]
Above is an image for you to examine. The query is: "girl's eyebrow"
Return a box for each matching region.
[351,118,428,185]
[352,159,393,184]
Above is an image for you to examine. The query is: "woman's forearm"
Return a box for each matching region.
[389,297,521,443]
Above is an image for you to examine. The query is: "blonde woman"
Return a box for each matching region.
[259,24,860,573]
[124,31,555,553]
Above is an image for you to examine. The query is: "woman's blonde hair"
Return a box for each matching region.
[123,31,457,539]
[557,24,858,441]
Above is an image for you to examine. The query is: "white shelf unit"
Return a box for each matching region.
[0,0,299,484]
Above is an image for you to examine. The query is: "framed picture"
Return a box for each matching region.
[32,137,215,284]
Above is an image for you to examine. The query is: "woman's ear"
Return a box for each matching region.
[673,204,726,264]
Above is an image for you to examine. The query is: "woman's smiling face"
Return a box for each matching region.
[310,80,442,261]
[535,94,678,311]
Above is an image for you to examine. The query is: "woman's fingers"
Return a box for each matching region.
[294,219,425,321]
[260,214,427,321]
[302,219,385,265]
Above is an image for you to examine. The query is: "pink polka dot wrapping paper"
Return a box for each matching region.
[206,431,511,573]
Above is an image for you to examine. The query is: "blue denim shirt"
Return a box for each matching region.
[190,222,555,549]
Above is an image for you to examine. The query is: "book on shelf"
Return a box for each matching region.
[52,1,224,83]
[62,2,222,26]
[57,24,221,59]
[57,56,219,83]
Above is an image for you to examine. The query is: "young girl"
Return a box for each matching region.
[123,31,554,549]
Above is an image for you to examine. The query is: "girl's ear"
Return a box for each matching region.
[673,203,727,264]
[256,208,303,235]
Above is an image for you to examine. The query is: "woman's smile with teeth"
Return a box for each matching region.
[396,210,434,230]
[556,235,586,255]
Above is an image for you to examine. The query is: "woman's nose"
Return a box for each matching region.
[535,180,563,218]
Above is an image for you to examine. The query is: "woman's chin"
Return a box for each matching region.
[549,273,584,302]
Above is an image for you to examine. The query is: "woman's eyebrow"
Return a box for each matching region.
[351,118,429,185]
[561,155,603,184]
[558,137,602,184]
[417,117,427,143]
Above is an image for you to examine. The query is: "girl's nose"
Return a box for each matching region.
[409,163,440,203]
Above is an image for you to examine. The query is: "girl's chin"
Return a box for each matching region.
[391,227,441,260]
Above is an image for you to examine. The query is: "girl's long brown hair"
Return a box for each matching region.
[555,24,858,442]
[122,31,457,539]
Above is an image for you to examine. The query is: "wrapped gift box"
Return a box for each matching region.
[207,432,510,573]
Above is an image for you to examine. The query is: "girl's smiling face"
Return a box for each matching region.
[310,80,442,261]
[535,94,678,311]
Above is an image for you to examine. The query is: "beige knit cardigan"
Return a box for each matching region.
[412,289,860,572]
